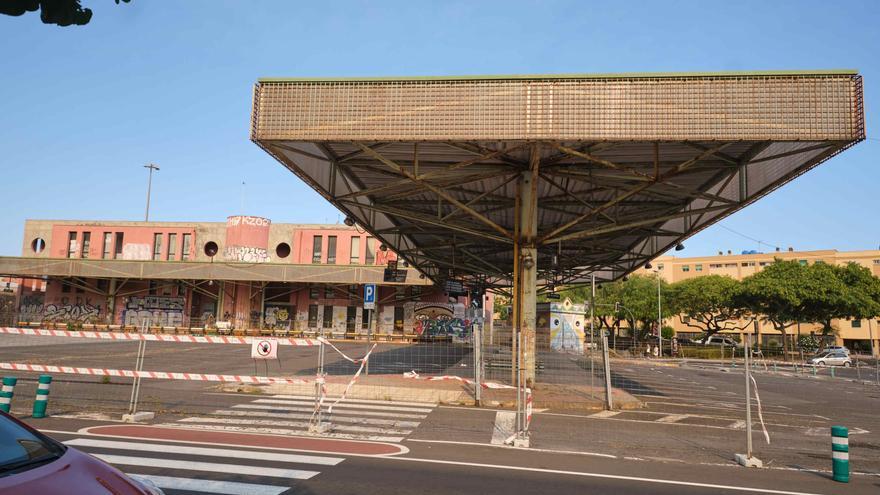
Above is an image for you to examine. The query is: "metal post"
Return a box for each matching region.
[868,318,876,359]
[745,334,753,458]
[314,325,326,427]
[366,307,374,375]
[143,163,159,222]
[128,318,148,415]
[590,274,595,399]
[657,273,663,358]
[474,322,482,406]
[602,334,613,410]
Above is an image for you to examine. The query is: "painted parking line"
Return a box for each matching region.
[252,398,434,413]
[129,475,288,495]
[232,403,428,419]
[207,409,422,428]
[92,454,320,479]
[65,438,344,465]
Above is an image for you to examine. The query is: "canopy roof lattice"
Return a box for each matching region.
[251,71,864,290]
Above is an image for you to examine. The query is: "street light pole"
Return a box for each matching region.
[143,164,160,222]
[656,271,663,358]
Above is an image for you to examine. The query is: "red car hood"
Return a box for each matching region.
[0,445,148,495]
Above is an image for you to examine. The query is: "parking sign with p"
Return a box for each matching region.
[364,283,376,310]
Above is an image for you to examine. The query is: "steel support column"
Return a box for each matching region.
[518,145,539,385]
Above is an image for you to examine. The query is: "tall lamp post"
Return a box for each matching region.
[143,163,160,222]
[645,263,664,357]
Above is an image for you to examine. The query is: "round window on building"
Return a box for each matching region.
[204,241,219,257]
[275,242,291,259]
[31,238,46,253]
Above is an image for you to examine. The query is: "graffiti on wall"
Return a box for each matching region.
[548,298,585,353]
[19,295,44,321]
[413,303,471,342]
[264,306,290,329]
[224,246,270,263]
[123,295,185,327]
[42,297,102,322]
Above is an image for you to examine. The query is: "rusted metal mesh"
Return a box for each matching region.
[252,75,863,142]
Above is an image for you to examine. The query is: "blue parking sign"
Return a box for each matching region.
[364,284,376,310]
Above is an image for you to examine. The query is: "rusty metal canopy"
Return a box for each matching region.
[251,71,865,289]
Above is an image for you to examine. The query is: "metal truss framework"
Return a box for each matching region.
[251,72,865,289]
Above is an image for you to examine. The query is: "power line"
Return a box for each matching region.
[716,224,781,251]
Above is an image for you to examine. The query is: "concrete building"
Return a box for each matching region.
[0,217,490,340]
[635,249,880,354]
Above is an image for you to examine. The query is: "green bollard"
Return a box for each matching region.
[831,426,849,483]
[32,375,51,418]
[0,377,17,413]
[831,366,835,378]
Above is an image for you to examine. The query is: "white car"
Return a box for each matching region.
[821,345,850,355]
[809,351,852,367]
[698,335,743,348]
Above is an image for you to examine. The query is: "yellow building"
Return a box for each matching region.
[635,249,880,355]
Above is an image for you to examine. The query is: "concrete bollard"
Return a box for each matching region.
[831,426,849,483]
[32,375,52,418]
[0,377,16,414]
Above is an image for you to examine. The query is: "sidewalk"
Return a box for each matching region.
[221,374,643,411]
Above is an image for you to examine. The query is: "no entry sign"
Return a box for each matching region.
[251,338,278,360]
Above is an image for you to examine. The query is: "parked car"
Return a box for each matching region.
[809,351,852,367]
[0,411,163,495]
[821,345,850,355]
[696,335,743,348]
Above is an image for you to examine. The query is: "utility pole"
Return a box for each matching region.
[143,164,160,222]
[656,271,663,357]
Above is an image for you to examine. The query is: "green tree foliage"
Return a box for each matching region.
[738,259,880,337]
[0,0,129,27]
[558,275,671,338]
[667,275,748,340]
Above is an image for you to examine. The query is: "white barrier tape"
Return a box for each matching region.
[326,344,377,417]
[832,437,849,446]
[316,337,367,363]
[0,327,319,347]
[0,362,311,385]
[749,374,771,445]
[403,371,516,390]
[525,387,533,431]
[832,451,849,460]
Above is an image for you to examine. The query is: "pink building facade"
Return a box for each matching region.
[5,217,492,340]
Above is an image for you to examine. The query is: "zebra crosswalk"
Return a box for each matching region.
[64,437,346,495]
[162,394,436,443]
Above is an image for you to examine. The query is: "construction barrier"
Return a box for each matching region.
[0,327,318,346]
[32,375,51,418]
[403,371,515,389]
[0,362,311,385]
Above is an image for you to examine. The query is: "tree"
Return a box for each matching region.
[737,260,810,342]
[0,0,129,27]
[800,262,880,335]
[667,275,749,341]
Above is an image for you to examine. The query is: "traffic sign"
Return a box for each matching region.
[364,283,376,310]
[251,338,278,360]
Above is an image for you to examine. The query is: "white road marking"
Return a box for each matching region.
[210,409,421,427]
[589,410,620,418]
[177,416,413,435]
[271,394,436,408]
[129,475,288,495]
[656,414,690,423]
[388,456,833,495]
[92,454,320,479]
[406,438,617,458]
[490,411,516,445]
[232,403,427,419]
[65,438,344,465]
[159,423,406,443]
[252,398,433,413]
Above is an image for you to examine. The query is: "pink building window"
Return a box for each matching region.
[327,236,337,264]
[102,233,112,259]
[67,232,77,258]
[80,232,91,259]
[350,237,360,264]
[152,233,162,261]
[181,233,191,261]
[167,233,177,261]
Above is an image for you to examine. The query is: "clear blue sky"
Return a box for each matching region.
[2,0,878,257]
